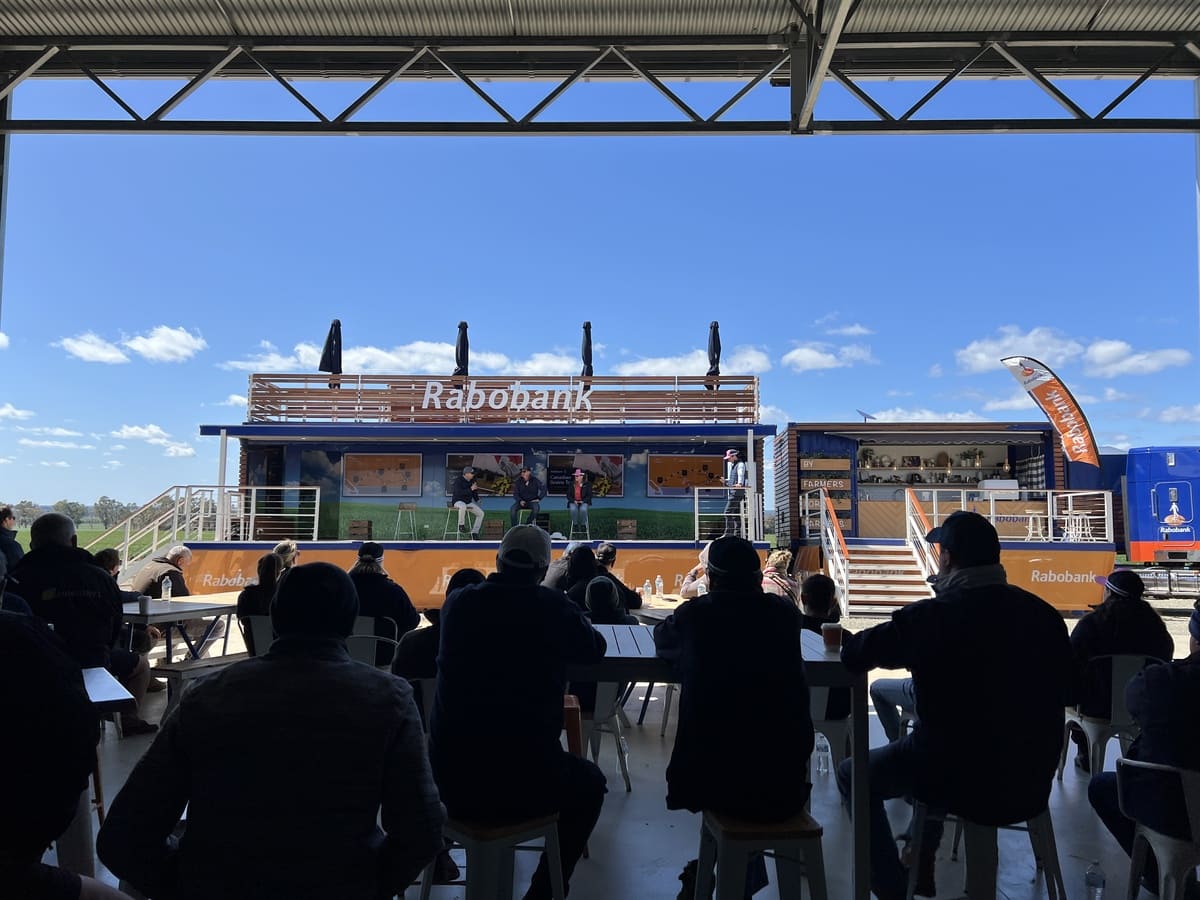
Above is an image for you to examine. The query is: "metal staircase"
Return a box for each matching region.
[844,542,934,613]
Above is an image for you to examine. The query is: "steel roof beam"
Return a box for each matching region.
[796,0,852,130]
[0,45,60,102]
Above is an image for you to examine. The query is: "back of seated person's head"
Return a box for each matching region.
[29,512,76,550]
[766,549,793,572]
[446,567,485,598]
[0,611,99,859]
[271,562,359,639]
[94,547,121,574]
[705,537,763,592]
[496,525,552,581]
[800,574,838,620]
[567,546,598,583]
[925,510,1001,570]
[595,542,617,566]
[256,552,283,591]
[585,576,620,613]
[273,539,299,568]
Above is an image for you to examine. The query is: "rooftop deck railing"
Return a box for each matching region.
[246,373,759,425]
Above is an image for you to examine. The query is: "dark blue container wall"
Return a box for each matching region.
[793,432,859,535]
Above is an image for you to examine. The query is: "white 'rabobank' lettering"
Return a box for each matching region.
[420,380,594,414]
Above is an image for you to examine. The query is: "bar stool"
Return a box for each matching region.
[568,520,590,540]
[1025,510,1047,540]
[695,809,828,900]
[395,502,417,540]
[418,814,565,900]
[444,503,465,540]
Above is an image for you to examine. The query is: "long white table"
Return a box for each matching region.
[571,623,870,900]
[122,592,238,661]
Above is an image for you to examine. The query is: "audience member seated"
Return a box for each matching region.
[798,574,851,723]
[654,536,814,899]
[272,539,299,570]
[94,548,160,655]
[679,542,712,599]
[0,611,132,900]
[1068,569,1174,772]
[567,576,638,714]
[348,541,420,665]
[13,513,157,735]
[564,545,600,611]
[1,505,24,569]
[594,542,642,611]
[836,511,1072,900]
[542,542,583,592]
[130,543,225,656]
[234,552,283,654]
[1088,607,1200,896]
[1,553,32,613]
[431,526,608,900]
[761,549,800,605]
[509,465,547,527]
[97,563,446,900]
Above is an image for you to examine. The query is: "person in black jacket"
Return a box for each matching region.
[348,542,420,665]
[541,542,583,592]
[12,513,158,734]
[654,536,813,898]
[564,545,599,611]
[566,468,593,533]
[450,466,485,539]
[1068,569,1174,772]
[0,506,24,570]
[235,553,283,655]
[836,511,1071,900]
[594,542,642,611]
[510,465,546,526]
[431,526,607,900]
[1087,608,1200,892]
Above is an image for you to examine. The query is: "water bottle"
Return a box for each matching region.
[1085,861,1105,899]
[655,575,664,598]
[643,579,652,599]
[160,574,172,600]
[814,734,831,775]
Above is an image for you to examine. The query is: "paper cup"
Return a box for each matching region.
[138,595,152,615]
[821,622,843,650]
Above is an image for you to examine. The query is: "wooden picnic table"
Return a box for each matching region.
[122,591,239,661]
[572,622,871,900]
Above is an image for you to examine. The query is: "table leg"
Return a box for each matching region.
[164,624,175,664]
[55,787,95,877]
[176,622,198,659]
[850,671,870,900]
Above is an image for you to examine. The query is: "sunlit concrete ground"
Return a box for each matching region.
[64,605,1194,899]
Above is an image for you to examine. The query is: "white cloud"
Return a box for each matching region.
[982,391,1037,412]
[123,325,207,363]
[163,443,196,457]
[18,426,83,437]
[55,332,130,364]
[886,389,913,397]
[108,444,127,452]
[507,353,577,377]
[781,343,875,373]
[1083,339,1191,377]
[0,402,34,420]
[17,438,96,450]
[102,459,124,469]
[40,460,70,468]
[955,326,1084,374]
[0,331,8,349]
[613,346,770,377]
[0,456,13,463]
[219,394,248,407]
[826,323,874,336]
[112,424,171,441]
[758,404,790,426]
[869,407,988,422]
[928,363,944,378]
[1103,387,1128,402]
[1161,404,1200,423]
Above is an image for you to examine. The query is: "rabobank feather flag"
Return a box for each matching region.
[1001,356,1100,470]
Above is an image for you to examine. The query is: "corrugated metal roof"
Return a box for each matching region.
[4,1,1198,41]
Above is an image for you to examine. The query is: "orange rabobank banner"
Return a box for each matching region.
[1001,356,1100,468]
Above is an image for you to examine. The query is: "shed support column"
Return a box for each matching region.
[788,30,810,135]
[0,96,11,326]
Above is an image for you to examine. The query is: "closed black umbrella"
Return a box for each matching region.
[318,319,343,388]
[581,321,593,378]
[705,320,721,390]
[453,321,469,377]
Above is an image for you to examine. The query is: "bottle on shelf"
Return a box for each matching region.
[160,575,172,600]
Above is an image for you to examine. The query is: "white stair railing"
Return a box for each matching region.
[904,488,939,582]
[693,486,761,541]
[802,488,851,616]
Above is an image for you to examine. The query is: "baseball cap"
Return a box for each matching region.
[924,511,1001,565]
[498,525,552,570]
[563,541,584,557]
[1093,569,1145,600]
[358,541,384,561]
[705,536,761,580]
[462,466,475,475]
[520,464,532,472]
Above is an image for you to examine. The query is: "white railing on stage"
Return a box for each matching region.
[913,488,1113,544]
[904,489,939,582]
[800,488,851,616]
[84,485,321,567]
[693,486,762,542]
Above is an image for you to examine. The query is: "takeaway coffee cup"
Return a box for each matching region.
[821,622,843,650]
[138,594,152,615]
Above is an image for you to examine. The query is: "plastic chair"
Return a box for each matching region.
[347,615,400,668]
[1118,758,1200,900]
[395,502,417,540]
[586,685,633,792]
[695,809,828,900]
[810,686,852,769]
[242,615,275,657]
[1058,654,1166,779]
[418,814,565,900]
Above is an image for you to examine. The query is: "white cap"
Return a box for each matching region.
[498,525,552,570]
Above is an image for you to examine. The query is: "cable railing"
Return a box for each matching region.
[693,486,762,542]
[912,488,1113,544]
[904,488,938,581]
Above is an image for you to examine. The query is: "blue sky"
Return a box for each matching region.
[1,73,1199,505]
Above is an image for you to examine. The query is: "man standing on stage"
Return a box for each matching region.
[511,465,547,527]
[450,466,485,539]
[721,448,748,537]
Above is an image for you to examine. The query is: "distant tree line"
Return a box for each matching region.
[2,496,144,529]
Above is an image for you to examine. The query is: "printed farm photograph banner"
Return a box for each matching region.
[343,453,422,497]
[547,454,624,498]
[446,453,524,498]
[647,454,726,497]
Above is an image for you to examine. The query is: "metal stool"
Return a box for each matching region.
[395,502,417,540]
[568,520,590,540]
[695,809,828,900]
[444,504,466,540]
[419,814,565,900]
[1025,510,1046,540]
